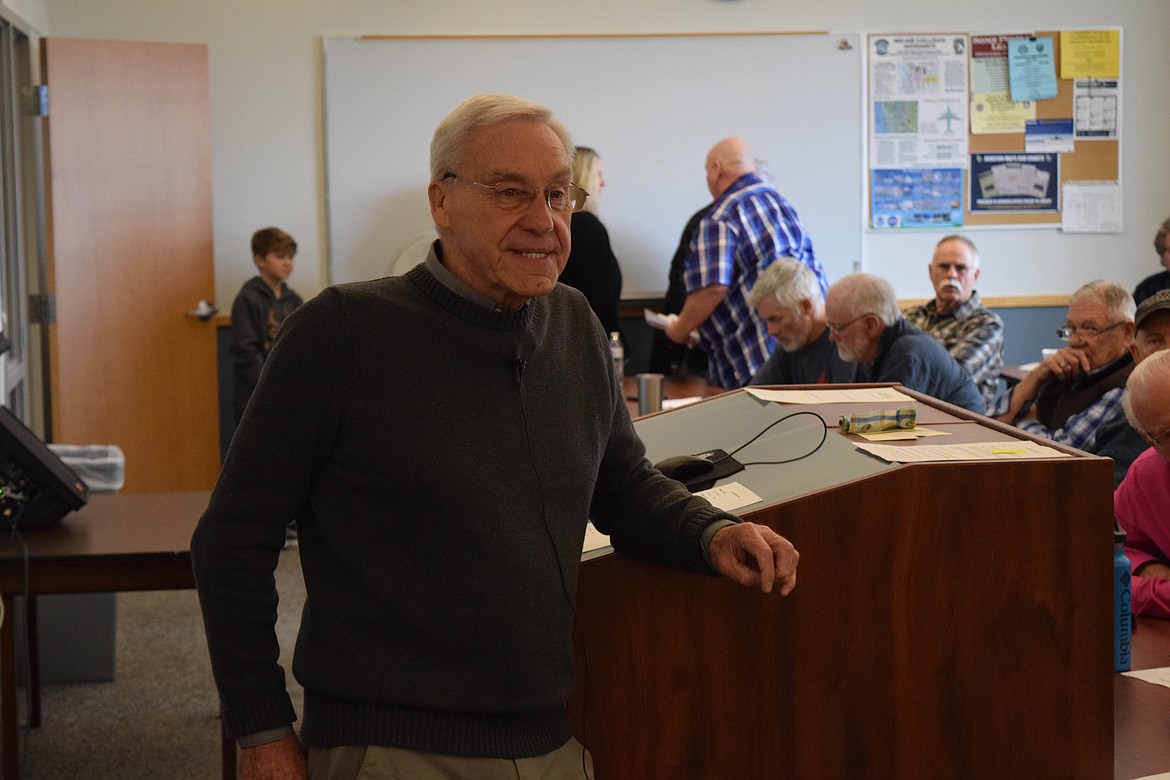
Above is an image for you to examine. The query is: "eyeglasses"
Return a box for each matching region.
[826,314,871,336]
[445,174,588,213]
[1056,321,1125,340]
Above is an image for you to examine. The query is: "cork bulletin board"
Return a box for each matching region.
[966,30,1119,226]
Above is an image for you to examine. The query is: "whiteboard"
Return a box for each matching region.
[323,34,862,296]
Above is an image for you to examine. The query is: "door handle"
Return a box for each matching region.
[187,299,218,321]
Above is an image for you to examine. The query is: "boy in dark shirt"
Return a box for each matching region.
[230,227,303,426]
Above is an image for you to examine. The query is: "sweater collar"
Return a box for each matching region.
[411,243,532,331]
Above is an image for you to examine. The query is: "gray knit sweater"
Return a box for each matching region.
[192,252,733,757]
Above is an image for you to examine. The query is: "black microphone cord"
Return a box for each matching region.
[710,410,830,469]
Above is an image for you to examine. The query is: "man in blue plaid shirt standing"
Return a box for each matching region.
[665,138,825,389]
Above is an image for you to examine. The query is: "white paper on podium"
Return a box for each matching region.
[856,440,1071,463]
[694,482,763,512]
[581,481,763,560]
[747,387,915,404]
[857,426,949,442]
[582,522,611,555]
[1122,667,1170,689]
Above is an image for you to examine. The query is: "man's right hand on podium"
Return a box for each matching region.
[708,522,799,596]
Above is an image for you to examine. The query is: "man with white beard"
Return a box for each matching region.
[902,235,1004,407]
[825,273,985,413]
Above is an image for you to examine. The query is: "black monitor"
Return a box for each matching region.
[0,406,88,529]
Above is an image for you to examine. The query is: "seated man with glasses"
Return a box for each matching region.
[824,273,985,413]
[1116,348,1170,618]
[992,279,1135,450]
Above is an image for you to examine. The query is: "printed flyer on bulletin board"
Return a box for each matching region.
[969,152,1059,212]
[868,33,969,228]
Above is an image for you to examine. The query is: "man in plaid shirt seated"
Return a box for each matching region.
[902,235,1004,408]
[992,279,1135,452]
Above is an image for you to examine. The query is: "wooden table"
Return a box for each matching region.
[0,491,231,779]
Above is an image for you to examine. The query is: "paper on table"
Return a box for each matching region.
[1122,667,1170,688]
[746,387,914,404]
[695,481,763,512]
[857,426,949,442]
[856,440,1071,464]
[584,485,761,553]
[583,522,610,554]
[662,396,702,411]
[857,431,919,441]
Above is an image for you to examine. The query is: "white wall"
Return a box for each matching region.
[2,0,45,36]
[43,1,1170,306]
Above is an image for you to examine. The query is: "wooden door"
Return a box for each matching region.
[41,39,219,492]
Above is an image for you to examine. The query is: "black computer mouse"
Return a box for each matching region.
[653,454,717,482]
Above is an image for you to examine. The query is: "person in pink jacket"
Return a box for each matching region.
[1115,348,1170,617]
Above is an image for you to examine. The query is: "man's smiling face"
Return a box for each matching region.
[429,118,572,310]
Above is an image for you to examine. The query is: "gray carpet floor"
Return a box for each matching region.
[7,546,305,779]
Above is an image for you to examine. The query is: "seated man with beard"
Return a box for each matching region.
[824,273,985,413]
[748,258,856,386]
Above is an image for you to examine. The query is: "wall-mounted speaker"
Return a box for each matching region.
[0,406,88,529]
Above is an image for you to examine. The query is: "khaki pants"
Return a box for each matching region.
[308,737,594,780]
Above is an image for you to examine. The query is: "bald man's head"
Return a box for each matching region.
[705,138,757,198]
[1124,348,1170,459]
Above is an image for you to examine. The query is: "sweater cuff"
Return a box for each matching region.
[221,692,298,740]
[237,725,296,749]
[700,518,739,569]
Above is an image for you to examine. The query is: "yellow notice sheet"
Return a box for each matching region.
[970,92,1036,134]
[1059,30,1120,79]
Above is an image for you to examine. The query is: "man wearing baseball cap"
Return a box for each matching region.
[1093,289,1170,485]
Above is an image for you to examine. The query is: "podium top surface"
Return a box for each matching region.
[633,387,1097,510]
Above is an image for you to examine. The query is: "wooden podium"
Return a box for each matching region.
[569,386,1114,778]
